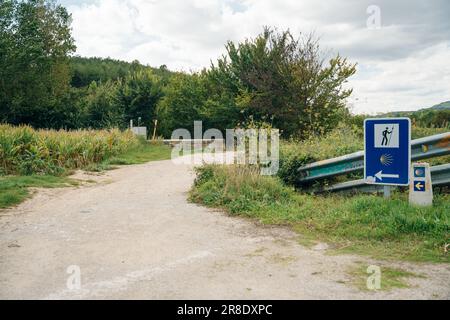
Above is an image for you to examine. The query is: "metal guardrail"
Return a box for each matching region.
[296,132,450,193]
[298,132,450,183]
[319,163,450,194]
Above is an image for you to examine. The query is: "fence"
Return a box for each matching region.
[296,132,450,193]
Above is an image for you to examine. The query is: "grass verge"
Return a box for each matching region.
[84,140,172,171]
[0,175,79,209]
[108,141,172,165]
[190,165,450,263]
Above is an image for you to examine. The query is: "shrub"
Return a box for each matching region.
[278,123,363,186]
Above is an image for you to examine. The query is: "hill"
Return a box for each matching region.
[378,101,450,128]
[428,101,450,110]
[383,101,450,116]
[70,56,175,88]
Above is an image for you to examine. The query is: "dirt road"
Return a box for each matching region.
[0,157,449,299]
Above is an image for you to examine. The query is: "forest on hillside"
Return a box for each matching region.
[1,0,448,138]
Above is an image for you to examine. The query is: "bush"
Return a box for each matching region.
[192,165,294,216]
[411,126,449,139]
[190,164,450,262]
[278,123,363,186]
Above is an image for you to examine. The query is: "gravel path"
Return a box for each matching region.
[0,157,449,299]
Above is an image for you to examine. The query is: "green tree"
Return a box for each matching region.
[115,69,163,129]
[157,73,206,137]
[209,27,356,137]
[157,71,241,138]
[0,0,76,128]
[83,81,123,129]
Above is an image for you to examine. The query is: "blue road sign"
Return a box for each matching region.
[413,181,425,192]
[364,118,411,186]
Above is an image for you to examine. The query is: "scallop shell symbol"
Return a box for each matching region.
[380,153,393,166]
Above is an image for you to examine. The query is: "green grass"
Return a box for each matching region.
[0,175,79,209]
[84,140,172,172]
[349,264,425,291]
[84,140,205,172]
[107,141,172,165]
[190,165,450,263]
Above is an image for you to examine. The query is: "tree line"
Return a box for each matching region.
[2,0,448,139]
[0,0,372,138]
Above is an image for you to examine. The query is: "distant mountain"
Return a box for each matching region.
[427,101,450,110]
[378,100,450,128]
[382,100,450,116]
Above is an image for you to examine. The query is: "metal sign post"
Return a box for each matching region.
[364,118,411,194]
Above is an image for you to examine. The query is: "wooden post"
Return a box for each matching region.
[152,120,158,141]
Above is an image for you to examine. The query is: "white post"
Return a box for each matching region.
[409,162,433,207]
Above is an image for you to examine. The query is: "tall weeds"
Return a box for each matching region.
[0,125,138,175]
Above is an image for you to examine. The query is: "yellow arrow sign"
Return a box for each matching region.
[415,182,424,190]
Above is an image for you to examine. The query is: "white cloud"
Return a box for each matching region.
[349,42,450,114]
[65,0,450,114]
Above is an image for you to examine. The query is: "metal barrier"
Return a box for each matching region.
[298,132,450,182]
[296,132,450,193]
[163,139,224,148]
[318,163,450,194]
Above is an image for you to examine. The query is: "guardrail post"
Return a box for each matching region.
[383,185,391,199]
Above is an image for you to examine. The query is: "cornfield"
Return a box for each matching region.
[0,125,139,175]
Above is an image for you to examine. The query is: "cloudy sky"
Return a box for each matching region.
[59,0,449,114]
